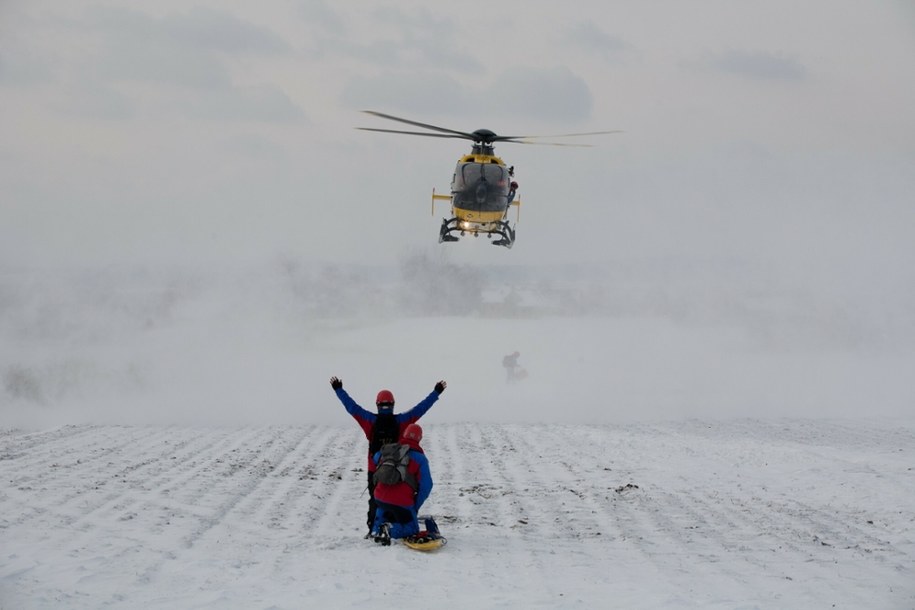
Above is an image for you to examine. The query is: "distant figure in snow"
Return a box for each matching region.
[369,423,436,545]
[330,376,446,535]
[503,351,523,383]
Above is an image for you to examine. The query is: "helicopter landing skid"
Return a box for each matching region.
[438,219,460,243]
[439,218,514,249]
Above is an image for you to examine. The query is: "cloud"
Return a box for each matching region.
[566,22,631,59]
[161,7,292,54]
[73,6,292,90]
[91,42,233,90]
[707,49,807,81]
[53,82,135,120]
[370,6,457,37]
[221,132,291,161]
[83,5,291,56]
[180,85,304,123]
[41,6,304,122]
[315,32,481,75]
[298,0,346,36]
[341,71,472,115]
[489,66,593,121]
[0,48,54,86]
[341,66,593,123]
[303,5,480,74]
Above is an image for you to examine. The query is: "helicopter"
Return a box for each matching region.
[358,110,620,249]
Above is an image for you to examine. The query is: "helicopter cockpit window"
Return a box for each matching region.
[452,162,511,212]
[454,163,509,190]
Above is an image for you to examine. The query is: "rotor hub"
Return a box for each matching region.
[470,129,497,144]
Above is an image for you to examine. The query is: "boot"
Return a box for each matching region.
[373,522,391,546]
[423,517,439,536]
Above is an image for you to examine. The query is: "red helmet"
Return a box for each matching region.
[376,389,395,407]
[402,423,422,443]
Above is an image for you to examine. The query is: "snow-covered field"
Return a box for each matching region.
[2,263,914,608]
[2,420,913,609]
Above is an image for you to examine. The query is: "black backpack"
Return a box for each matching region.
[370,413,399,455]
[373,443,418,490]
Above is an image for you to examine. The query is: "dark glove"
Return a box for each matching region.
[434,380,447,394]
[330,376,342,390]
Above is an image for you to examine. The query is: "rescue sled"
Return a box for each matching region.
[403,531,447,552]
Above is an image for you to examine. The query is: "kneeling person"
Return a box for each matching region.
[371,423,432,544]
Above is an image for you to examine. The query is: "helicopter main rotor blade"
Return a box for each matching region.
[493,130,624,142]
[502,140,596,147]
[361,110,476,140]
[356,127,472,139]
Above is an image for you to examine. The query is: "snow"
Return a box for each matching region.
[2,263,914,608]
[2,421,914,609]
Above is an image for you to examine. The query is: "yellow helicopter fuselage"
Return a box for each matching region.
[432,151,521,244]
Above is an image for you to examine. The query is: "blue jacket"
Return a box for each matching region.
[334,387,439,469]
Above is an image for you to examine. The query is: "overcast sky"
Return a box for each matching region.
[2,0,914,269]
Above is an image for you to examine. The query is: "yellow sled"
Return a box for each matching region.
[403,532,447,552]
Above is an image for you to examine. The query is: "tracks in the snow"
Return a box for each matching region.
[1,421,913,608]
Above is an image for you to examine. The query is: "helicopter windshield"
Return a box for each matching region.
[451,162,510,212]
